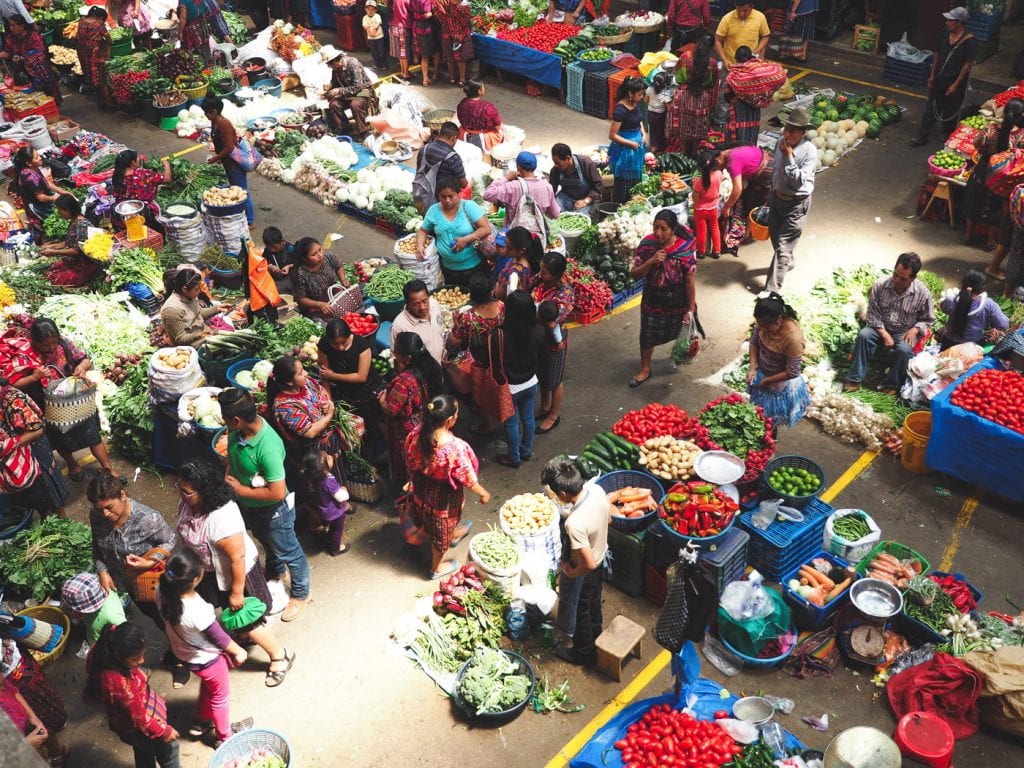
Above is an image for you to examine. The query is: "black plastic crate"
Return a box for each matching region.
[967,11,1003,41]
[646,519,683,568]
[583,67,612,119]
[698,528,749,594]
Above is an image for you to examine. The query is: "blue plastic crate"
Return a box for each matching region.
[781,551,858,629]
[746,537,822,582]
[966,11,1003,41]
[740,497,833,581]
[566,62,586,113]
[883,54,934,87]
[897,571,984,644]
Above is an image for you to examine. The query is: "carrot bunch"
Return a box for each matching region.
[865,552,922,589]
[797,560,853,607]
[607,486,658,519]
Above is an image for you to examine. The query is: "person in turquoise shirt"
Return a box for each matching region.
[416,177,493,287]
[61,573,126,645]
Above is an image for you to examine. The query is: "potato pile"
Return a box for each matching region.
[395,234,431,256]
[638,436,702,481]
[434,286,469,309]
[203,186,247,206]
[499,493,557,535]
[155,347,193,371]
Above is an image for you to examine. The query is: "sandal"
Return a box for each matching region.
[430,559,459,580]
[46,745,68,767]
[329,543,350,557]
[450,520,474,547]
[171,662,190,689]
[265,649,296,688]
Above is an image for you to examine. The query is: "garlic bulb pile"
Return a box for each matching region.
[598,210,653,258]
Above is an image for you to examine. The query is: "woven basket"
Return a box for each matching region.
[209,728,291,767]
[630,19,663,33]
[423,108,456,132]
[595,29,632,45]
[44,377,98,434]
[15,606,70,669]
[328,283,364,315]
[175,75,208,101]
[348,470,384,503]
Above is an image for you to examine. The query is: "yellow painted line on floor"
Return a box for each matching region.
[819,449,878,504]
[938,489,982,572]
[545,447,879,767]
[565,294,642,330]
[787,69,812,84]
[789,66,927,100]
[169,144,206,159]
[544,649,672,768]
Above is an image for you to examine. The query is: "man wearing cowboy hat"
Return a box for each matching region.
[322,45,377,139]
[764,106,816,293]
[910,7,976,147]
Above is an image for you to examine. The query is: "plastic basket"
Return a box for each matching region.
[15,606,70,669]
[583,67,612,119]
[370,296,405,321]
[226,357,261,390]
[855,540,931,578]
[607,68,640,119]
[198,347,249,387]
[453,651,536,723]
[927,153,965,178]
[208,727,291,768]
[252,77,282,98]
[761,454,826,510]
[211,426,229,460]
[883,54,933,87]
[781,551,858,629]
[566,62,586,113]
[595,470,664,533]
[657,515,736,550]
[697,527,749,594]
[576,48,615,72]
[0,505,33,541]
[606,526,646,597]
[175,76,208,101]
[718,623,797,668]
[739,497,833,581]
[966,10,1003,41]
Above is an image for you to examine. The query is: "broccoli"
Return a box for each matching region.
[457,647,532,715]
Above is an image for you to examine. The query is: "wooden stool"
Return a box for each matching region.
[923,180,956,227]
[595,615,645,682]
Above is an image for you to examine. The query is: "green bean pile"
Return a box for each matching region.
[832,513,871,541]
[471,530,519,570]
[365,265,415,301]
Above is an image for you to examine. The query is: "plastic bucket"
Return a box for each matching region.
[901,411,932,474]
[159,116,180,132]
[598,202,620,219]
[749,208,770,241]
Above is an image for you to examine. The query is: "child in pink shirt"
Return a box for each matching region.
[692,151,722,260]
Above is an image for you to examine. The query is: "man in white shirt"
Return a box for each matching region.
[390,279,445,363]
[0,0,33,25]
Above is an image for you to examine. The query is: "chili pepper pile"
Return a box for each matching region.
[433,563,485,616]
[341,312,378,336]
[660,481,739,538]
[498,20,582,53]
[614,704,741,767]
[950,368,1024,434]
[693,394,775,483]
[723,742,775,768]
[613,403,692,446]
[929,573,977,613]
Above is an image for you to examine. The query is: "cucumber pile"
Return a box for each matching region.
[576,431,639,478]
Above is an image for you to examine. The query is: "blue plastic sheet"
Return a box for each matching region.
[310,0,335,29]
[471,34,564,90]
[570,643,804,768]
[926,357,1024,502]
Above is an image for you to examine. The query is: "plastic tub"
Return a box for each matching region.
[370,296,405,321]
[761,454,826,510]
[453,651,536,724]
[658,516,736,550]
[202,190,249,218]
[0,505,33,541]
[252,77,282,98]
[748,207,770,240]
[226,357,261,390]
[719,625,797,668]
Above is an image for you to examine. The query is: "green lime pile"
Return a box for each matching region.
[579,47,613,62]
[960,114,988,130]
[768,465,820,496]
[930,149,965,171]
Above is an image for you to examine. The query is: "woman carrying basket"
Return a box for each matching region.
[290,237,352,320]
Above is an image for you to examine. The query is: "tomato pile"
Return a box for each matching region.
[342,312,379,337]
[498,20,582,53]
[615,704,741,768]
[950,368,1024,433]
[660,481,739,538]
[613,403,692,446]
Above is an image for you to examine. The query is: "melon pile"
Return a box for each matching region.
[806,121,864,170]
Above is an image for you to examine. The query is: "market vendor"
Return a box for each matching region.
[111,150,172,234]
[10,147,72,221]
[261,226,295,285]
[0,16,61,106]
[417,177,491,286]
[322,46,377,139]
[713,143,772,255]
[391,279,446,364]
[290,237,351,320]
[76,6,112,110]
[42,195,100,288]
[317,317,382,407]
[746,293,810,432]
[456,81,503,151]
[15,317,116,481]
[545,0,596,24]
[844,252,935,396]
[160,265,231,347]
[937,270,1009,349]
[549,143,603,219]
[204,96,255,227]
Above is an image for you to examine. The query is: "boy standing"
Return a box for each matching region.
[363,1,389,70]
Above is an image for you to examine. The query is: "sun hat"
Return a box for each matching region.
[516,151,537,171]
[782,107,814,130]
[61,573,106,615]
[943,7,969,21]
[320,45,345,63]
[220,596,268,632]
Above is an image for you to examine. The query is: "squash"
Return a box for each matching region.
[822,149,837,167]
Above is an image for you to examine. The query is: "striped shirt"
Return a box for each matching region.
[865,276,935,338]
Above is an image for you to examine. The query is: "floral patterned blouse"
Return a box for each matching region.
[496,260,531,296]
[117,169,164,204]
[0,385,43,435]
[404,427,479,488]
[532,280,574,325]
[64,216,91,254]
[382,369,426,435]
[450,301,504,365]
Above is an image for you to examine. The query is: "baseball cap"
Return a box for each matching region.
[516,151,537,171]
[62,573,106,614]
[366,1,377,6]
[494,229,507,246]
[943,7,969,21]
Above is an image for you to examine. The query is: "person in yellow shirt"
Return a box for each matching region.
[715,1,770,68]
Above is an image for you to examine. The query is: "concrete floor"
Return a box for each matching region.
[24,39,1024,768]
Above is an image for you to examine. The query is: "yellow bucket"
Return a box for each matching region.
[901,411,932,474]
[749,208,770,241]
[125,215,146,242]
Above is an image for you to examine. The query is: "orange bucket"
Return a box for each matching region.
[748,208,770,241]
[901,411,932,474]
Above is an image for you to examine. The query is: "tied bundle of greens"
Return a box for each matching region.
[107,247,164,295]
[0,517,93,602]
[105,352,153,465]
[154,158,228,210]
[457,647,532,715]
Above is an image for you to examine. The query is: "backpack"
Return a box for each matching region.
[509,178,548,241]
[412,147,456,212]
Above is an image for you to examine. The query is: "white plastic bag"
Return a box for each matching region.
[720,580,774,622]
[887,33,930,64]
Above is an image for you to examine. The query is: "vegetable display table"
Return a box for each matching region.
[471,34,564,91]
[926,357,1024,502]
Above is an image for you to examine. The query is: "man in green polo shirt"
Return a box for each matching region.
[219,389,311,623]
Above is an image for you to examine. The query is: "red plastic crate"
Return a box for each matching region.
[335,12,366,51]
[607,69,640,120]
[6,97,59,123]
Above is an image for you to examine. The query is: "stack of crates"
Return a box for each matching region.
[583,67,613,119]
[883,53,934,87]
[566,62,586,114]
[605,526,646,597]
[334,11,366,51]
[607,68,640,119]
[738,497,834,581]
[966,11,1003,41]
[697,528,749,594]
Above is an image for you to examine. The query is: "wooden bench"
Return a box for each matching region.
[595,615,645,682]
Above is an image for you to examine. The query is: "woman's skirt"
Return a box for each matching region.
[748,374,811,429]
[410,472,464,552]
[8,652,67,734]
[440,26,474,62]
[197,562,273,634]
[640,282,687,348]
[77,48,107,89]
[181,16,214,65]
[389,23,410,59]
[13,436,70,515]
[538,344,567,391]
[411,19,438,59]
[46,411,102,454]
[727,100,761,145]
[46,254,100,288]
[767,9,815,56]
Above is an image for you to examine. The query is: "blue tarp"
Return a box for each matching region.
[570,643,804,768]
[310,0,336,29]
[927,356,1024,501]
[471,34,564,90]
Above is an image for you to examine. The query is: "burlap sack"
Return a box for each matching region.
[963,646,1024,737]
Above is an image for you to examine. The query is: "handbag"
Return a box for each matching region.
[396,489,428,546]
[442,348,474,395]
[0,435,39,494]
[473,330,515,423]
[130,548,171,603]
[654,556,714,654]
[229,138,263,173]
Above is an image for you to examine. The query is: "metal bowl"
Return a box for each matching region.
[695,450,746,485]
[849,578,903,619]
[114,200,145,217]
[732,696,773,726]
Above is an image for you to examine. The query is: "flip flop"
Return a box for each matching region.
[985,268,1006,280]
[430,559,460,580]
[628,374,651,388]
[450,520,474,547]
